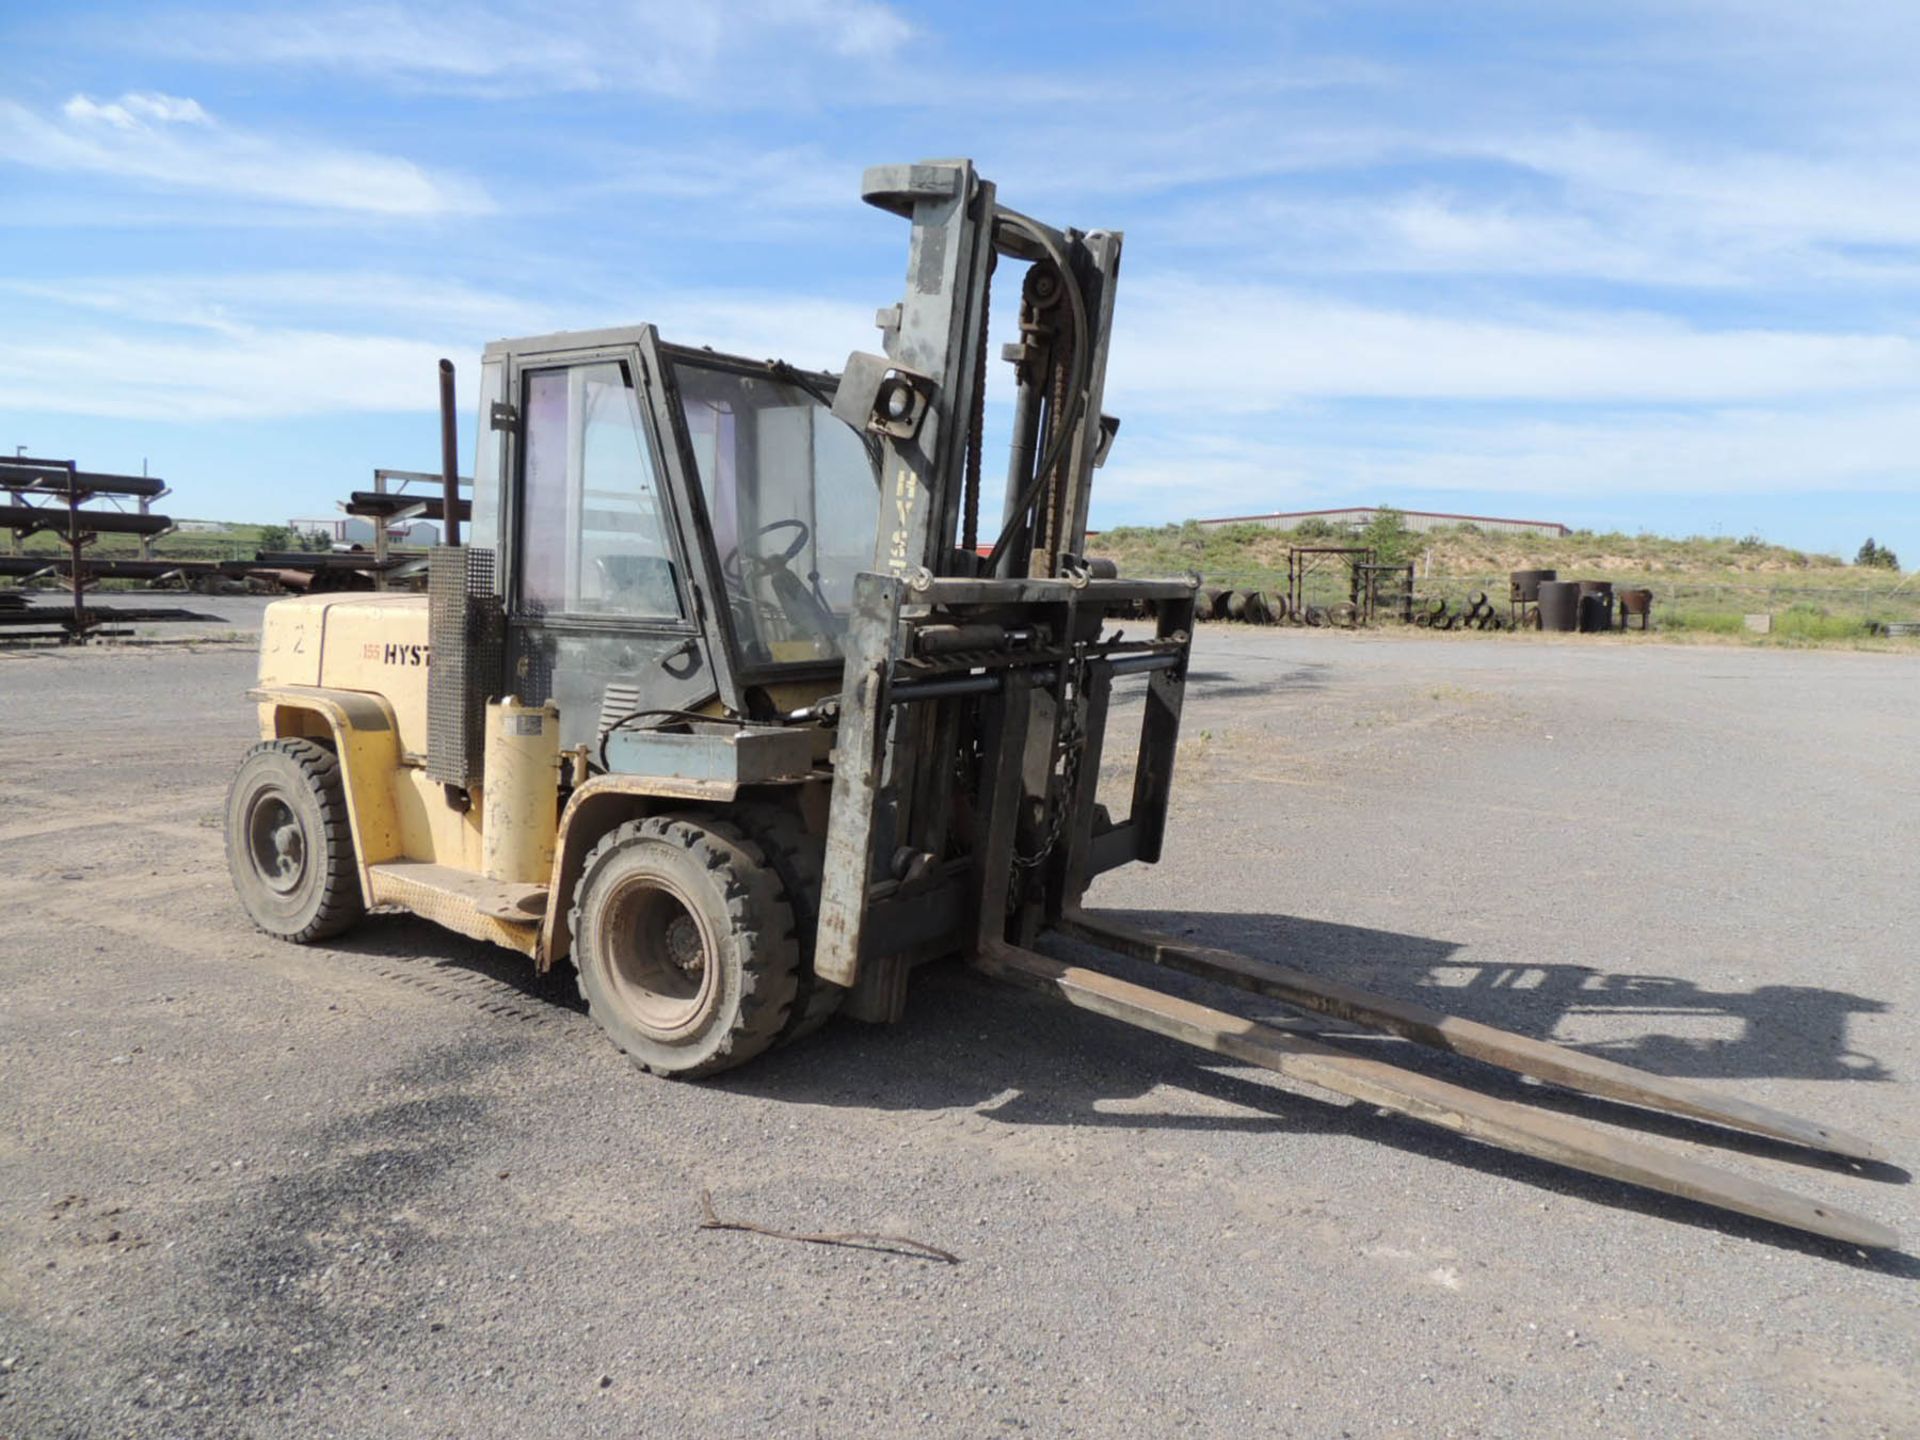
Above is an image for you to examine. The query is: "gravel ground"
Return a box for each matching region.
[0,625,1914,1438]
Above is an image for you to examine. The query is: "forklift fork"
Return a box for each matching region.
[967,871,1896,1250]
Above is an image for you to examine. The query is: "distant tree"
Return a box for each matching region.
[1356,506,1418,567]
[1291,517,1338,539]
[302,527,334,552]
[255,524,292,551]
[1856,538,1899,570]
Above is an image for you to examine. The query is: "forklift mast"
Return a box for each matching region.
[832,159,1120,581]
[814,160,1196,1021]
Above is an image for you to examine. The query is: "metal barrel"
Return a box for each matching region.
[1268,594,1290,624]
[1576,581,1614,631]
[1509,568,1555,602]
[1197,586,1222,619]
[1536,580,1581,632]
[1243,590,1272,624]
[1225,590,1250,622]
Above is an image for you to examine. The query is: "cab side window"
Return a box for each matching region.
[518,361,682,620]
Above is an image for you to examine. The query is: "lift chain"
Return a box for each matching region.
[1009,691,1086,906]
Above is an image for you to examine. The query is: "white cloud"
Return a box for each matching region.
[0,325,451,422]
[6,272,550,341]
[1094,398,1920,530]
[0,270,534,420]
[0,92,488,216]
[642,293,880,370]
[0,271,876,421]
[1488,127,1920,251]
[580,143,853,215]
[62,92,212,128]
[1109,279,1920,409]
[140,0,912,98]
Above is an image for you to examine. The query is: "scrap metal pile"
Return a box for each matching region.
[0,458,479,644]
[1184,559,1656,636]
[0,455,208,641]
[1191,545,1413,628]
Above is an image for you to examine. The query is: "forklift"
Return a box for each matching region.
[227,159,1894,1249]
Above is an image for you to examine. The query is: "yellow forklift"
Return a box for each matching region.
[226,159,1893,1249]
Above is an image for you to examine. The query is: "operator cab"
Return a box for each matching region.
[468,324,880,750]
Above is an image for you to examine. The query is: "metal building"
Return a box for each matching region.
[1193,507,1568,538]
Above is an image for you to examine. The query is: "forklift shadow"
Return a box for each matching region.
[1112,661,1331,708]
[1116,907,1892,1087]
[327,914,589,1019]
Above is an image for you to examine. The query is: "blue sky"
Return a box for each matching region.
[2,1,1917,563]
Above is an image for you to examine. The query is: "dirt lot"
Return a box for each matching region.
[1,626,1915,1438]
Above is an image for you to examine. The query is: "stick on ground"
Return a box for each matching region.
[697,1190,960,1264]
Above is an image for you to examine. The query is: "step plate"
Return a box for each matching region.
[366,861,543,954]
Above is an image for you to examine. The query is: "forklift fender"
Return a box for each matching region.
[249,685,404,894]
[536,773,739,971]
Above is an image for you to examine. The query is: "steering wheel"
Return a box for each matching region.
[719,518,839,646]
[720,518,810,584]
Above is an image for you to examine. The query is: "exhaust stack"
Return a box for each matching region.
[438,358,462,548]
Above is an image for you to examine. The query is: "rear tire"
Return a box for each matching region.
[570,814,799,1078]
[225,738,365,942]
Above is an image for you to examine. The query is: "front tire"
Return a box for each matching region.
[570,814,799,1078]
[732,801,844,1046]
[225,738,365,942]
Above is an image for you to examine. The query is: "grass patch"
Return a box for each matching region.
[1091,520,1920,645]
[1661,609,1747,635]
[1773,604,1872,642]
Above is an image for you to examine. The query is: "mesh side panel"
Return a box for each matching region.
[512,630,555,708]
[426,546,503,786]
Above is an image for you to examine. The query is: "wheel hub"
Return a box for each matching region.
[248,795,307,895]
[601,878,718,1037]
[663,914,705,976]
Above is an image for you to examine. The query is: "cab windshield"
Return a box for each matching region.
[674,361,880,670]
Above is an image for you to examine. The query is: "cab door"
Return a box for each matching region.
[500,338,720,753]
